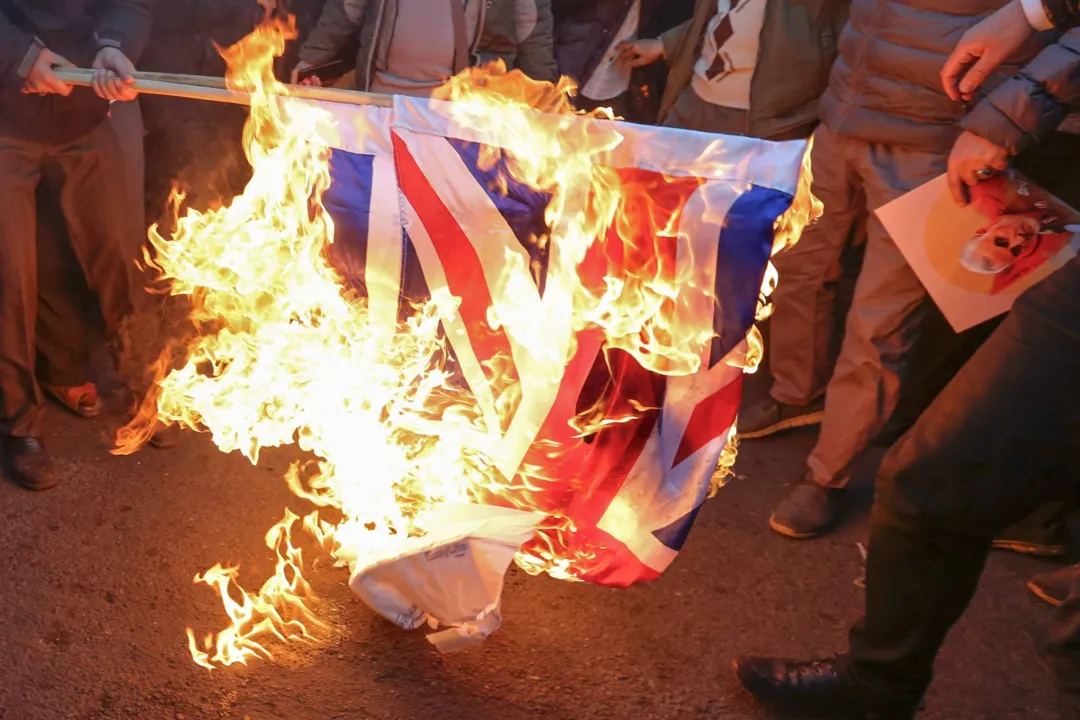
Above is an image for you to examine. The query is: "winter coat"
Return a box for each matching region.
[551,0,660,84]
[820,0,1054,153]
[658,0,849,140]
[298,0,559,90]
[0,0,153,143]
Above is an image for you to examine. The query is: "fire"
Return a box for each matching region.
[121,18,819,668]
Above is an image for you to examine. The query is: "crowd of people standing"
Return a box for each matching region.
[2,0,1080,716]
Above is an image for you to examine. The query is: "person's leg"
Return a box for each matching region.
[804,144,946,491]
[745,125,863,436]
[0,137,46,438]
[736,254,1080,715]
[51,122,136,338]
[0,135,58,490]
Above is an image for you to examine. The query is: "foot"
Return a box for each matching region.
[770,481,844,539]
[2,437,59,491]
[149,423,182,450]
[992,521,1067,558]
[1028,564,1079,607]
[733,655,920,718]
[43,382,103,419]
[739,397,825,440]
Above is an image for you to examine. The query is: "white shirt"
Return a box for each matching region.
[581,0,642,102]
[690,0,768,111]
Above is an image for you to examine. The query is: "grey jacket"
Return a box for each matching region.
[821,0,1053,153]
[299,0,558,90]
[964,27,1080,154]
[659,0,849,139]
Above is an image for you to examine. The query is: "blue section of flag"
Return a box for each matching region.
[651,504,704,552]
[710,185,794,367]
[324,149,374,292]
[447,138,552,292]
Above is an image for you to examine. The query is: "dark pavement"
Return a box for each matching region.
[0,410,1060,720]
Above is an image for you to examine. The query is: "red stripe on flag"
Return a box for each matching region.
[671,375,743,468]
[392,132,519,390]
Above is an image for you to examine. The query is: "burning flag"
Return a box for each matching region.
[119,20,817,668]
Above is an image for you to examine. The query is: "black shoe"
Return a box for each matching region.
[739,397,825,440]
[1028,564,1079,607]
[733,655,920,718]
[2,437,59,491]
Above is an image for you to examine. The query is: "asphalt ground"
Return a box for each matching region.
[0,407,1060,720]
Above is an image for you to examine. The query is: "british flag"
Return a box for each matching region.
[305,95,806,588]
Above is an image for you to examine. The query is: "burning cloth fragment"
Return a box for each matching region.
[350,504,544,652]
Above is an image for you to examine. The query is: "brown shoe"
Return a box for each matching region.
[769,480,844,539]
[149,423,182,450]
[2,437,59,491]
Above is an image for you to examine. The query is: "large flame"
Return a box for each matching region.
[122,19,820,668]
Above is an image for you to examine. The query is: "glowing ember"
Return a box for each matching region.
[119,18,819,668]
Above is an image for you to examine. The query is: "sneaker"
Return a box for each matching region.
[992,514,1068,557]
[733,655,921,718]
[770,480,844,539]
[739,397,825,440]
[1028,564,1080,607]
[1,436,59,491]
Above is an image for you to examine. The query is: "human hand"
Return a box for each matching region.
[947,131,1010,206]
[22,48,75,96]
[92,47,138,101]
[615,39,664,68]
[941,0,1033,102]
[290,61,323,86]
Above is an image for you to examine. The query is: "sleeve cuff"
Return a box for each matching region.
[94,33,124,52]
[1021,0,1054,31]
[16,37,44,79]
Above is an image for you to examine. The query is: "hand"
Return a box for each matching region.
[615,39,664,68]
[92,47,138,101]
[947,131,1009,206]
[941,0,1033,102]
[290,61,323,86]
[22,48,75,96]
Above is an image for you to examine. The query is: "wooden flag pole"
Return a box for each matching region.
[52,68,393,108]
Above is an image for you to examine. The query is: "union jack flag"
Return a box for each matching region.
[306,96,806,588]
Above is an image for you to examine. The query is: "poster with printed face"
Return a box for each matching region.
[877,170,1080,332]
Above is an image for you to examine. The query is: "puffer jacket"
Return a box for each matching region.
[963,28,1080,154]
[658,0,850,140]
[299,0,558,90]
[0,0,153,143]
[820,0,1056,153]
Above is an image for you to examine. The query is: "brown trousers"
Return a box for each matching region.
[0,121,136,438]
[770,124,948,488]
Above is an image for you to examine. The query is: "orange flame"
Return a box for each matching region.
[122,20,820,667]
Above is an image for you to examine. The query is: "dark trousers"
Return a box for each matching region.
[0,122,134,438]
[847,254,1080,713]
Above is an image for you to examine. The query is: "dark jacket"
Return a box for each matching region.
[820,0,1054,153]
[659,0,849,139]
[0,0,153,143]
[140,0,262,76]
[963,28,1080,154]
[299,0,558,90]
[1040,0,1080,28]
[551,0,660,85]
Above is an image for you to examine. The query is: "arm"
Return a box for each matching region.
[1022,0,1080,31]
[514,0,558,82]
[962,29,1080,155]
[95,0,155,63]
[298,0,368,67]
[659,19,691,63]
[0,12,39,88]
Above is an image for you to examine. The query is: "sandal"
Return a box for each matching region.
[43,382,103,419]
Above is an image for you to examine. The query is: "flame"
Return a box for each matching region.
[122,19,819,667]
